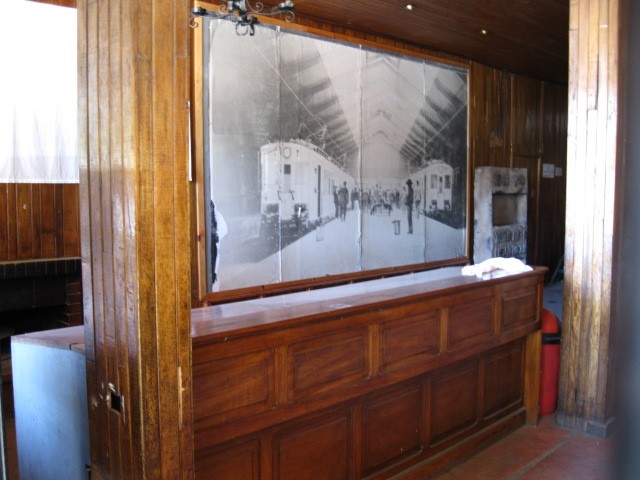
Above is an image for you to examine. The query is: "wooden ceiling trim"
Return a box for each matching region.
[292,0,568,83]
[27,0,567,82]
[247,8,471,70]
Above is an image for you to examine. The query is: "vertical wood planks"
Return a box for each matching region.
[40,185,58,258]
[0,185,8,259]
[63,183,81,256]
[174,1,195,474]
[557,0,620,436]
[0,183,80,261]
[539,83,569,273]
[16,185,33,260]
[78,0,194,477]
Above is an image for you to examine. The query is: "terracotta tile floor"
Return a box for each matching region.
[432,416,613,480]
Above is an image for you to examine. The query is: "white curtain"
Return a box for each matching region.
[0,0,78,183]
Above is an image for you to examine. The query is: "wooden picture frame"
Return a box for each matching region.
[191,8,471,305]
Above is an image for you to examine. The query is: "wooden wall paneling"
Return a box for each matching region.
[40,184,58,258]
[447,295,494,351]
[98,0,122,474]
[510,75,543,158]
[378,309,440,374]
[273,409,353,480]
[287,326,370,401]
[482,341,524,420]
[361,382,423,475]
[193,349,276,425]
[0,186,7,260]
[31,184,42,258]
[54,183,65,258]
[510,74,544,267]
[78,0,194,478]
[80,0,110,475]
[175,22,197,473]
[539,82,569,276]
[16,184,33,260]
[189,270,545,477]
[195,438,261,480]
[429,360,479,446]
[190,20,208,306]
[557,0,619,437]
[429,361,479,446]
[0,185,7,261]
[62,184,80,256]
[0,183,80,262]
[10,183,17,259]
[147,0,192,476]
[469,64,510,169]
[500,276,539,333]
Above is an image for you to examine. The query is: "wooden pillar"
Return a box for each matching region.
[557,0,622,436]
[78,0,194,478]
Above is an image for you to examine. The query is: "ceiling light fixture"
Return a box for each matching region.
[405,4,414,11]
[191,1,295,36]
[480,29,488,35]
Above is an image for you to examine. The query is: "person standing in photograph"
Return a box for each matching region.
[333,185,340,219]
[210,200,228,292]
[414,180,422,218]
[350,185,360,210]
[338,181,349,221]
[405,179,414,234]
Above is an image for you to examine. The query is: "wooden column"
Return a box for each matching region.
[557,0,622,436]
[78,0,194,478]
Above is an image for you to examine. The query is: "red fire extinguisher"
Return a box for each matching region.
[540,309,562,415]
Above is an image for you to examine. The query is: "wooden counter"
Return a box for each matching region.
[191,266,546,479]
[11,267,544,479]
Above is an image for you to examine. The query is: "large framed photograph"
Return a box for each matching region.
[195,18,469,301]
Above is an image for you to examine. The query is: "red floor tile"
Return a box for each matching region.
[520,434,613,480]
[432,416,613,480]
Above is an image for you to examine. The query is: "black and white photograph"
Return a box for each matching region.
[203,19,468,293]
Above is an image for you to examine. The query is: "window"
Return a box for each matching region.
[0,1,78,183]
[431,174,438,189]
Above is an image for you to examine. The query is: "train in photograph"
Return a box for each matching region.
[411,159,453,214]
[260,140,354,236]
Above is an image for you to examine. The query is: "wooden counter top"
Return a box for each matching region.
[191,266,546,342]
[10,266,545,356]
[11,324,85,354]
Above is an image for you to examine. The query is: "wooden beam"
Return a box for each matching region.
[557,0,621,437]
[78,0,194,477]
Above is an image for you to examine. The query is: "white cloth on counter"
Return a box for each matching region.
[461,257,532,277]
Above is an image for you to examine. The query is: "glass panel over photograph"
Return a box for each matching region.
[203,19,468,294]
